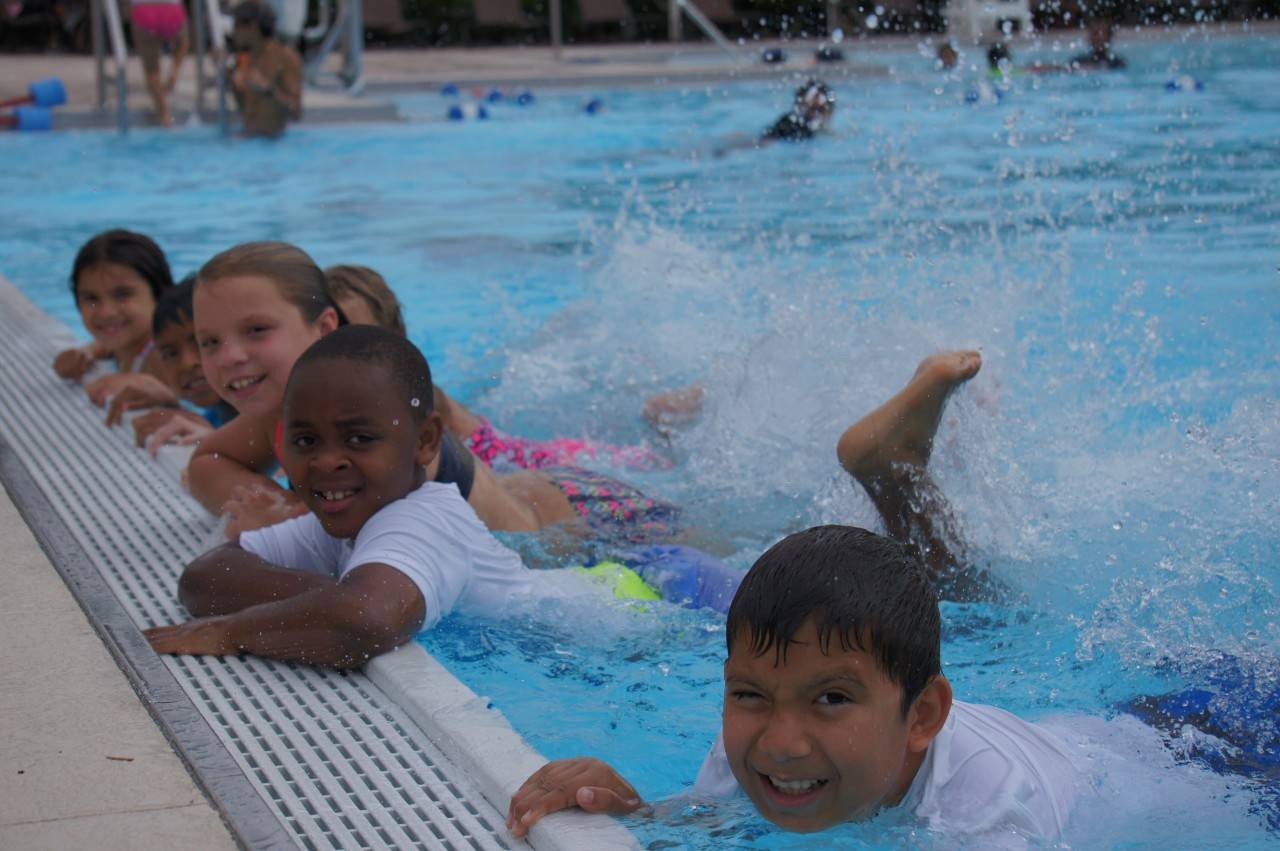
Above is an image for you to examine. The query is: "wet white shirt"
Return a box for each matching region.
[692,700,1078,842]
[239,481,532,628]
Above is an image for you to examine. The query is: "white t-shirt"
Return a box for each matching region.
[692,700,1078,842]
[239,481,532,628]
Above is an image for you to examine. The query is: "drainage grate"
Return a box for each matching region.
[0,277,515,851]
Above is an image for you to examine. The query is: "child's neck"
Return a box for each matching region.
[112,335,150,372]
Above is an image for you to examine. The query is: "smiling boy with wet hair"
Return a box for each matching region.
[145,325,531,668]
[509,524,1079,841]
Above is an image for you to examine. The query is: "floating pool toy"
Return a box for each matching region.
[620,544,742,613]
[2,105,54,132]
[485,87,504,103]
[515,89,535,106]
[584,98,605,114]
[1165,75,1205,92]
[576,561,662,602]
[446,103,489,121]
[575,545,742,611]
[965,84,1004,105]
[0,77,67,110]
[440,82,460,97]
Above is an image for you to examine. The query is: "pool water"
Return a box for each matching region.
[3,26,1278,847]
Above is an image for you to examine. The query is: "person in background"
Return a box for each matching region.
[760,79,836,144]
[229,0,301,138]
[129,0,189,126]
[1071,18,1126,70]
[936,41,958,71]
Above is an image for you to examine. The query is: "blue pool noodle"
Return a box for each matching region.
[30,77,66,108]
[14,106,53,131]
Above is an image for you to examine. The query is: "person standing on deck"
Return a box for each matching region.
[229,0,301,138]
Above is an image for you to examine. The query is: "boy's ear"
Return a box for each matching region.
[414,411,444,467]
[314,306,340,336]
[905,675,952,754]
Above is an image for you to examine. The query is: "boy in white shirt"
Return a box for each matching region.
[509,351,1081,842]
[145,324,531,668]
[507,524,1079,842]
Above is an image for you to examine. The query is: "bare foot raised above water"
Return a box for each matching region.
[836,350,981,486]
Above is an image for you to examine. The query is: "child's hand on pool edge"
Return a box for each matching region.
[507,757,644,838]
[145,616,237,657]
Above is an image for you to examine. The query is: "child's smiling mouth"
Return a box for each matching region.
[225,375,266,396]
[313,487,361,514]
[758,771,829,808]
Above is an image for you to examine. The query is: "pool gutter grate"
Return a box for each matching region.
[0,274,639,851]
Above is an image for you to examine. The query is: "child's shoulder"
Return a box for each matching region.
[913,700,1078,838]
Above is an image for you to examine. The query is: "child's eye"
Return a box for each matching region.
[198,337,218,351]
[248,324,272,336]
[346,433,377,447]
[158,348,177,361]
[731,689,765,704]
[290,434,316,449]
[816,692,852,706]
[113,288,135,301]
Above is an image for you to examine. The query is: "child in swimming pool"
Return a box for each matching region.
[146,324,536,667]
[152,324,741,666]
[508,523,1079,842]
[187,242,657,546]
[130,0,189,126]
[52,229,177,416]
[324,263,668,474]
[128,277,239,455]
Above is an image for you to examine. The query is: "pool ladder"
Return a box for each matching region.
[90,0,232,135]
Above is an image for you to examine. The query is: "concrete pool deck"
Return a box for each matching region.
[0,483,237,850]
[1,21,1273,129]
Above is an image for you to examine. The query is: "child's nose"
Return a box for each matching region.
[313,450,351,472]
[756,709,813,761]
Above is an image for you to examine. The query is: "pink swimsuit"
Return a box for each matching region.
[463,417,667,472]
[132,2,187,40]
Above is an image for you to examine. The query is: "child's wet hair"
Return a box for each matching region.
[288,325,433,423]
[152,273,197,336]
[725,525,942,716]
[197,241,349,326]
[324,265,407,336]
[70,229,174,303]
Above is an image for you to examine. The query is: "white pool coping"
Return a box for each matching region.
[0,272,639,851]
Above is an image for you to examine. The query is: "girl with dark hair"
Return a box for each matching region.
[52,228,180,418]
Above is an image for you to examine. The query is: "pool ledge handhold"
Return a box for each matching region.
[367,644,642,851]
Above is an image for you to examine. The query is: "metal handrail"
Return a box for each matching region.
[192,0,231,134]
[91,0,130,133]
[674,0,738,56]
[303,0,363,94]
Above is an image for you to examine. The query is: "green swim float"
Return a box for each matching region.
[574,561,662,602]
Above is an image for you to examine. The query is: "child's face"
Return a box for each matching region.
[194,275,337,418]
[279,359,440,539]
[721,620,925,832]
[76,262,156,356]
[154,317,221,408]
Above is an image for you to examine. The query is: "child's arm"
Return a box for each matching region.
[53,340,110,380]
[145,545,426,669]
[187,413,297,518]
[84,372,181,425]
[507,758,645,839]
[133,407,215,456]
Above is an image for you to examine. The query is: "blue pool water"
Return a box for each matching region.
[3,27,1278,847]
